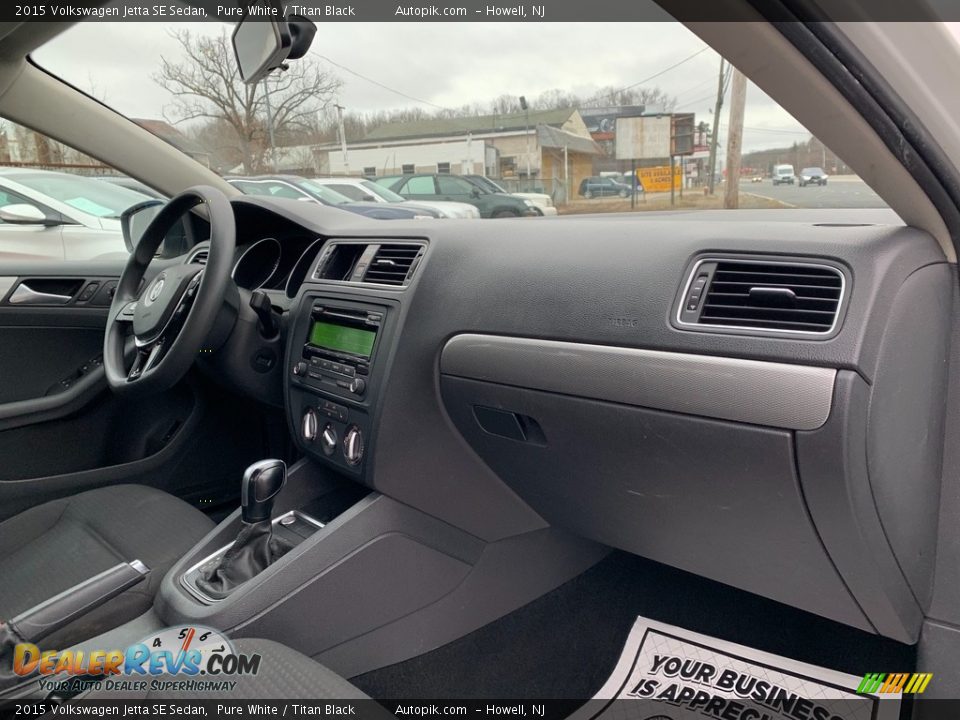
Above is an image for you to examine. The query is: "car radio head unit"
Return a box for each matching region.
[297,304,384,400]
[308,318,376,359]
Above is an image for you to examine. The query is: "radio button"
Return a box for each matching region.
[320,360,334,371]
[349,378,367,396]
[357,364,369,376]
[343,366,356,377]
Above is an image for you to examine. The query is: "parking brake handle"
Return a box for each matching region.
[0,560,149,678]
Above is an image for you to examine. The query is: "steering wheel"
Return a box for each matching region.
[104,186,236,397]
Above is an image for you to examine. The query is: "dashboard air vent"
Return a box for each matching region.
[186,248,208,265]
[361,244,423,286]
[680,259,844,334]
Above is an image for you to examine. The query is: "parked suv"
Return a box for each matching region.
[578,176,636,199]
[376,174,538,218]
[462,175,558,216]
[798,167,829,186]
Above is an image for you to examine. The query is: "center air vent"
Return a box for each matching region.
[361,244,424,286]
[185,248,208,265]
[678,259,845,335]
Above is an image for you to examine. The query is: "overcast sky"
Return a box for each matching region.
[33,20,958,156]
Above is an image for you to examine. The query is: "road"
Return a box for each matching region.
[738,176,887,208]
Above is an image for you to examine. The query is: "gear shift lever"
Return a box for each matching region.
[242,459,286,523]
[195,459,293,600]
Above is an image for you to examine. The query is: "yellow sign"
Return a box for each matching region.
[633,165,683,193]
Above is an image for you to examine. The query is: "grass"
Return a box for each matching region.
[559,191,788,214]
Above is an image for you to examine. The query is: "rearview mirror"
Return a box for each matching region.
[0,203,57,226]
[232,7,317,84]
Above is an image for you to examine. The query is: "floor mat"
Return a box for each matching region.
[571,615,901,720]
[351,552,915,699]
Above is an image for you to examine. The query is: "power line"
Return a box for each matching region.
[580,46,712,106]
[672,76,716,100]
[318,45,713,117]
[743,126,811,135]
[674,91,719,110]
[316,54,450,111]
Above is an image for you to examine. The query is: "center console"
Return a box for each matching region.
[287,295,399,478]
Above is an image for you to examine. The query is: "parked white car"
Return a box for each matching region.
[0,168,150,261]
[312,177,481,219]
[463,175,558,216]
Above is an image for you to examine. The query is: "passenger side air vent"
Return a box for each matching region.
[185,248,208,265]
[361,244,424,286]
[678,259,845,335]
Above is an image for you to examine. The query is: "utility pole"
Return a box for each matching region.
[520,95,530,191]
[707,58,726,196]
[724,67,748,209]
[335,102,349,176]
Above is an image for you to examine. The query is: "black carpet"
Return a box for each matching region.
[351,551,915,699]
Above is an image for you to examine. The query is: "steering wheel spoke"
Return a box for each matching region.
[103,186,234,397]
[115,300,138,323]
[127,339,166,382]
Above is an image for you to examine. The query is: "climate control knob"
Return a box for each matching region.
[301,408,318,442]
[343,425,364,466]
[320,423,337,457]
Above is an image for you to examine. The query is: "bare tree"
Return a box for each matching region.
[155,29,341,173]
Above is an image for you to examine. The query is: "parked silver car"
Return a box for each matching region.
[312,177,481,219]
[0,168,150,261]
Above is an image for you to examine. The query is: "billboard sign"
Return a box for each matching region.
[615,116,671,160]
[671,113,696,156]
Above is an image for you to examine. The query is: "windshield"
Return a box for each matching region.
[6,172,149,218]
[29,4,898,215]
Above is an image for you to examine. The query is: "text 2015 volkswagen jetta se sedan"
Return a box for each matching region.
[1,1,960,716]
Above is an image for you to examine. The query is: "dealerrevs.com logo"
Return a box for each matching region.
[14,626,260,694]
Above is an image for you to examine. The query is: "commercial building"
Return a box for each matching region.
[316,108,602,203]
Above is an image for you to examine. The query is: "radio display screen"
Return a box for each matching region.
[308,320,376,358]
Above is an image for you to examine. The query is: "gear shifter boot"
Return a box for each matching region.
[194,520,293,600]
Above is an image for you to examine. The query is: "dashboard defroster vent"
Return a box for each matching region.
[678,259,845,335]
[361,244,424,286]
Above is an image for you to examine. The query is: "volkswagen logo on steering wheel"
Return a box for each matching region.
[145,273,166,305]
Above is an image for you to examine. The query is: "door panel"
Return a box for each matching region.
[0,259,269,520]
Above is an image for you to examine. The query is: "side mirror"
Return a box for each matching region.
[232,5,317,84]
[0,203,58,226]
[361,194,377,202]
[121,199,166,253]
[471,188,481,197]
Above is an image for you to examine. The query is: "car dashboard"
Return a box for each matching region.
[197,196,951,647]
